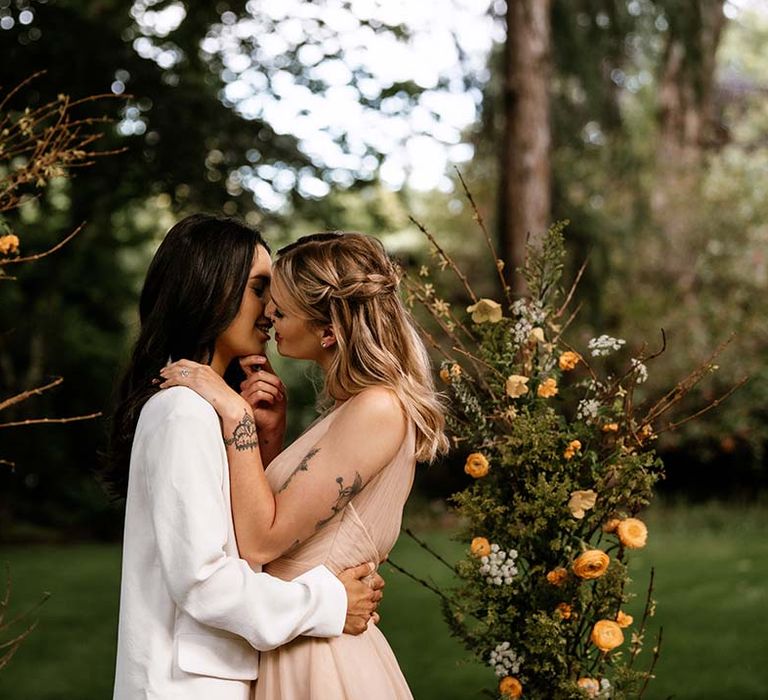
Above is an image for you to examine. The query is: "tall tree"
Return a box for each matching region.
[498,0,552,293]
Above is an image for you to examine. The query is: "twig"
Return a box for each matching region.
[555,257,589,319]
[402,527,457,574]
[0,412,101,429]
[409,216,478,304]
[0,223,85,266]
[0,377,63,413]
[657,376,748,434]
[454,167,511,305]
[629,567,656,669]
[638,627,664,698]
[385,557,453,604]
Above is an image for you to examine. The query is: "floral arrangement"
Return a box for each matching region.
[403,179,734,699]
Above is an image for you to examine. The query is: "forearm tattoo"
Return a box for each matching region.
[315,472,363,530]
[223,410,258,451]
[278,447,319,493]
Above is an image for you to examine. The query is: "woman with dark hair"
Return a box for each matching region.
[109,215,382,700]
[161,231,448,699]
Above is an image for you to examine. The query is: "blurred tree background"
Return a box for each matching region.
[1,0,766,540]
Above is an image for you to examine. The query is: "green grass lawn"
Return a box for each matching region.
[1,502,767,699]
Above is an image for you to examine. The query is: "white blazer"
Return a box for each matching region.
[113,387,346,700]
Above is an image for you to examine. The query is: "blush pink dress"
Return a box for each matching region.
[253,407,416,700]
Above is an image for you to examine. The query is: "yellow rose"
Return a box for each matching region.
[563,439,582,460]
[555,602,573,619]
[505,374,529,399]
[591,620,624,652]
[0,234,20,256]
[464,453,490,479]
[572,550,610,580]
[601,422,619,433]
[466,298,503,324]
[577,678,600,697]
[559,351,581,371]
[537,377,558,398]
[439,367,451,384]
[616,610,633,628]
[617,518,648,549]
[568,489,597,519]
[602,518,621,534]
[470,537,491,558]
[546,567,568,586]
[499,676,523,698]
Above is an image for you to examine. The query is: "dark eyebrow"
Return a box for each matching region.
[249,273,271,283]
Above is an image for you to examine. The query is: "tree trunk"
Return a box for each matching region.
[498,0,552,294]
[653,0,726,213]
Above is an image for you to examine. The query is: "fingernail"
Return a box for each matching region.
[152,378,160,385]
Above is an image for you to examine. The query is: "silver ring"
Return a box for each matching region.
[180,368,190,377]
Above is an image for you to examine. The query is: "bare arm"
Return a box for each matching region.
[226,387,406,564]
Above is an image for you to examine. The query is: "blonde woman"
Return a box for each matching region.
[161,232,448,698]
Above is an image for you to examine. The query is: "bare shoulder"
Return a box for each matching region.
[335,387,407,438]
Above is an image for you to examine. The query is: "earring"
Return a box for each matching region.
[321,339,328,348]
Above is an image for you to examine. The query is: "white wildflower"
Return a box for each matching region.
[479,544,519,585]
[512,318,533,345]
[588,334,626,357]
[631,358,648,384]
[489,641,523,677]
[577,398,601,421]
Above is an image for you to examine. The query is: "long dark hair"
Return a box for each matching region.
[105,213,269,498]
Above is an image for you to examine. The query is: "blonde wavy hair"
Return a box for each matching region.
[272,232,449,463]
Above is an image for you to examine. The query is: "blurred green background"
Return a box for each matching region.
[1,1,767,698]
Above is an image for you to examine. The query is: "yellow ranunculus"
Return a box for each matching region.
[546,567,568,586]
[537,377,558,398]
[464,453,490,479]
[602,422,619,433]
[466,298,503,324]
[568,489,597,519]
[602,518,621,533]
[617,518,648,549]
[591,620,624,652]
[616,610,633,628]
[505,374,529,398]
[439,367,451,384]
[563,439,582,460]
[555,602,573,619]
[577,678,600,697]
[559,351,581,371]
[572,550,610,580]
[470,537,491,558]
[499,676,523,698]
[0,234,20,256]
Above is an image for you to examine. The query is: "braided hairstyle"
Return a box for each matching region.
[273,232,448,462]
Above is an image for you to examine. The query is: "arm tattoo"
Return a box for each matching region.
[223,410,258,451]
[315,472,363,530]
[278,447,319,493]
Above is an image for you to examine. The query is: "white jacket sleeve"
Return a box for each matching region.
[142,397,346,651]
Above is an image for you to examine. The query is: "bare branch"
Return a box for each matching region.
[0,412,101,429]
[454,167,511,305]
[409,216,478,304]
[0,224,85,267]
[0,377,63,413]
